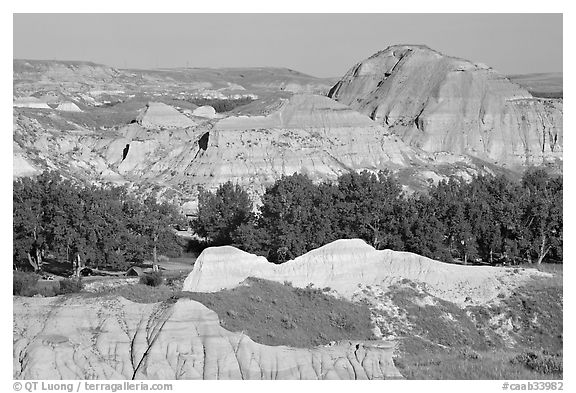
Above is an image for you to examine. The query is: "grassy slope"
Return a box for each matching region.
[182,278,376,347]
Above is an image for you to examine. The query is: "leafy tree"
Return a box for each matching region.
[193,181,253,246]
[521,169,563,264]
[401,196,450,262]
[13,174,50,271]
[142,196,187,263]
[335,170,404,250]
[231,220,271,255]
[258,173,323,262]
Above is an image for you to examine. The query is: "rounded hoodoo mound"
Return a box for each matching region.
[183,239,544,305]
[192,105,217,119]
[328,45,562,166]
[136,102,198,129]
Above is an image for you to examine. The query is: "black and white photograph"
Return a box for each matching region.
[8,7,568,387]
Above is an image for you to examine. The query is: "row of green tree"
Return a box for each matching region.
[193,169,562,265]
[13,172,186,273]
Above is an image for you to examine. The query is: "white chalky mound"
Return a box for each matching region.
[55,102,82,112]
[183,239,543,304]
[192,105,217,118]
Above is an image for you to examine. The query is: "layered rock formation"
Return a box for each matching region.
[17,94,479,212]
[188,94,421,189]
[183,239,544,305]
[329,45,563,167]
[13,296,400,380]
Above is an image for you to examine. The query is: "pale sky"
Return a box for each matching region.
[13,14,562,77]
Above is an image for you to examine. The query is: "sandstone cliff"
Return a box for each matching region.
[13,296,400,380]
[329,45,562,167]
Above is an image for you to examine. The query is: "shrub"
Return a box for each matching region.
[35,280,59,297]
[280,317,297,329]
[13,271,39,296]
[297,283,323,299]
[511,352,563,374]
[140,272,163,287]
[329,312,355,332]
[59,278,83,294]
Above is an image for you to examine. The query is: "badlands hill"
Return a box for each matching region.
[132,66,337,94]
[14,59,121,83]
[13,48,563,212]
[13,59,335,106]
[14,92,487,213]
[329,45,562,168]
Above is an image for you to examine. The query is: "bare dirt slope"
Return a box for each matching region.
[13,295,401,380]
